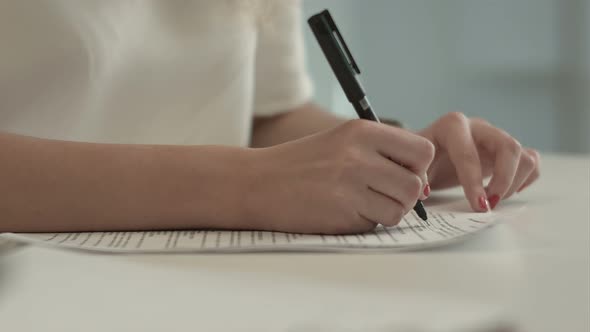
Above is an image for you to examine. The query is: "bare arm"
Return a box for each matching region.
[0,103,419,235]
[0,132,255,233]
[1,102,538,234]
[251,103,346,147]
[0,104,434,235]
[251,102,402,147]
[251,102,541,214]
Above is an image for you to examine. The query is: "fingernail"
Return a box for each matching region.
[488,195,500,209]
[423,184,431,197]
[478,195,490,212]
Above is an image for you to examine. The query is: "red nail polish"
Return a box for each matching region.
[423,184,431,197]
[488,195,500,209]
[478,196,490,212]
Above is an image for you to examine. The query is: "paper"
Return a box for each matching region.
[0,201,514,253]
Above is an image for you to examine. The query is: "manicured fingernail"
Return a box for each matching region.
[478,196,490,212]
[488,194,500,209]
[423,184,431,197]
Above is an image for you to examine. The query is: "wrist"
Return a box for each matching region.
[228,148,264,230]
[235,147,276,231]
[166,146,259,230]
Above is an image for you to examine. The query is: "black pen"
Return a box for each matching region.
[308,9,428,221]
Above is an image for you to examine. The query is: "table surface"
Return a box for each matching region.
[0,154,588,332]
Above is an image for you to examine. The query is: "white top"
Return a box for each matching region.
[0,1,312,145]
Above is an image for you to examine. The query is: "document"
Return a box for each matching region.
[0,200,517,253]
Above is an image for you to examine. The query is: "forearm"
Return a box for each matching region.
[251,102,403,147]
[0,132,253,233]
[251,103,345,147]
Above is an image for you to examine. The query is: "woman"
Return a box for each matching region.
[0,1,539,234]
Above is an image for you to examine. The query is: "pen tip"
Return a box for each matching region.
[419,211,428,221]
[414,201,428,221]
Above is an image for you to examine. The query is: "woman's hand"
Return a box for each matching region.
[417,112,540,212]
[246,120,434,234]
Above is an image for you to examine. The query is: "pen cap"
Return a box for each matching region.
[308,10,366,103]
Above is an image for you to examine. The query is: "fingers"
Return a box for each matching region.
[362,155,426,213]
[332,120,435,231]
[359,187,406,227]
[360,121,432,200]
[420,174,430,201]
[503,148,538,199]
[435,113,488,212]
[471,120,540,208]
[348,120,435,175]
[516,148,541,194]
[477,128,522,208]
[409,113,540,214]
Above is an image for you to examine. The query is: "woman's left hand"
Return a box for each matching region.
[417,112,540,212]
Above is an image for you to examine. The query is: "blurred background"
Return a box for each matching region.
[302,0,590,154]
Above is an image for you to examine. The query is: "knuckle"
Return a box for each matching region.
[342,147,366,172]
[472,117,490,126]
[419,139,436,163]
[520,152,536,169]
[527,149,541,163]
[342,145,364,162]
[443,111,468,124]
[338,120,360,142]
[505,137,522,156]
[343,119,375,138]
[406,174,423,201]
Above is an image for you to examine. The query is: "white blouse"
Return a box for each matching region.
[0,0,312,146]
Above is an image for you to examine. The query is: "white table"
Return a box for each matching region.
[1,155,588,332]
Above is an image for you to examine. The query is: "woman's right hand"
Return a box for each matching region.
[245,120,435,234]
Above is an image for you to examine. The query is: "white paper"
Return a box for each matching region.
[0,201,517,253]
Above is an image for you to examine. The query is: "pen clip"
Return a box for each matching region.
[321,10,361,74]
